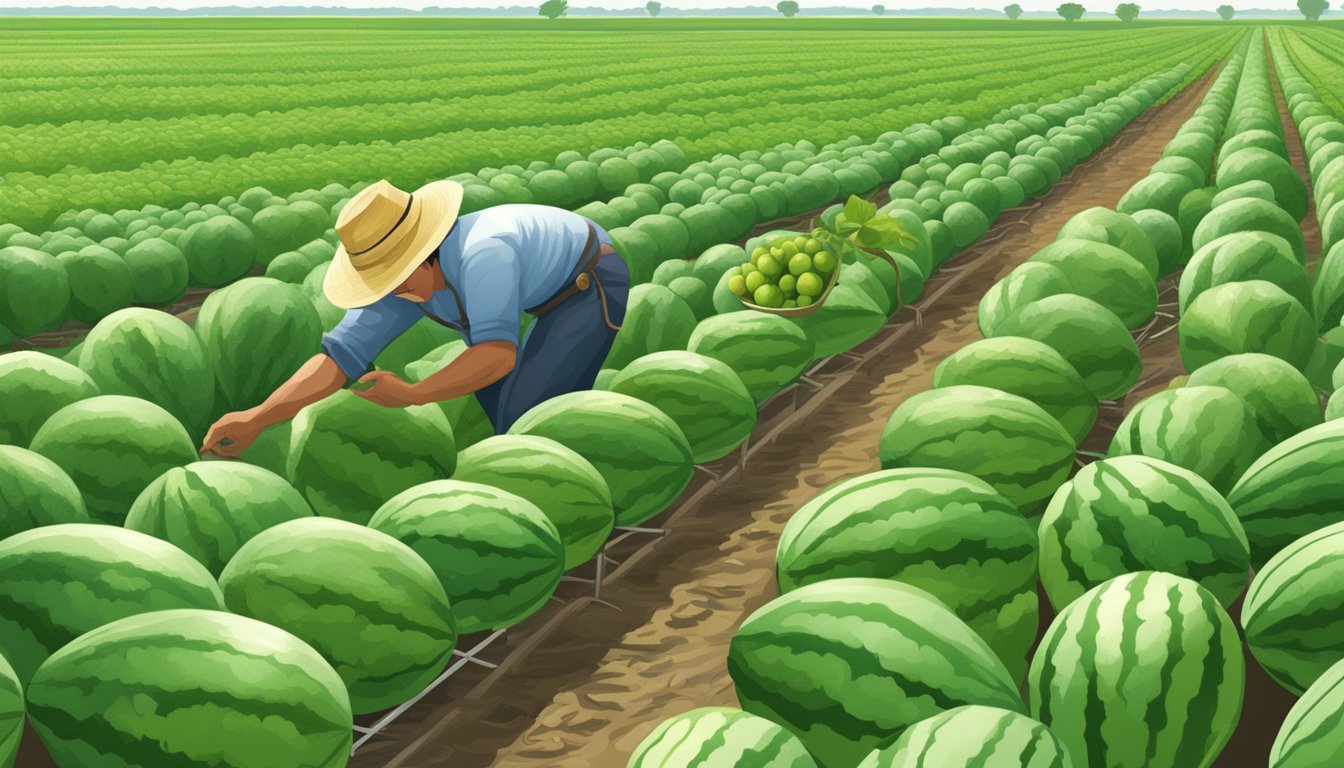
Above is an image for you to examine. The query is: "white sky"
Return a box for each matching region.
[0,0,1322,10]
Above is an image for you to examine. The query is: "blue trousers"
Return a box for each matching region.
[474,251,630,433]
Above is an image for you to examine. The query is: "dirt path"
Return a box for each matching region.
[338,65,1221,768]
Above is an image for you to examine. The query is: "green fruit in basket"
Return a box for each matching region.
[726,265,742,278]
[754,285,784,308]
[804,238,823,254]
[758,256,784,279]
[741,261,758,276]
[783,300,797,309]
[793,235,808,249]
[780,241,799,257]
[789,253,813,276]
[797,272,824,297]
[779,275,797,295]
[751,246,768,260]
[813,250,836,273]
[797,295,814,307]
[728,275,748,297]
[745,271,767,293]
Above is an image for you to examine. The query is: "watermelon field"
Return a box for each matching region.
[4,14,1344,768]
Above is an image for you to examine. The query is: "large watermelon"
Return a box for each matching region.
[793,283,888,361]
[856,706,1072,768]
[286,390,456,524]
[1109,385,1267,494]
[977,263,1073,338]
[26,609,352,768]
[1029,572,1244,768]
[1180,280,1315,373]
[1179,232,1311,314]
[124,461,313,577]
[0,652,17,768]
[1269,657,1344,767]
[404,341,494,450]
[878,385,1075,515]
[932,336,1096,443]
[610,351,756,463]
[369,480,565,635]
[688,311,815,404]
[0,524,225,686]
[1242,520,1344,695]
[604,284,698,370]
[508,390,694,526]
[990,294,1141,401]
[776,468,1038,681]
[1191,197,1308,265]
[179,215,256,287]
[0,245,69,336]
[28,395,197,524]
[1186,354,1321,444]
[219,517,457,714]
[453,435,614,571]
[728,578,1024,768]
[0,445,89,541]
[0,352,99,447]
[1039,456,1249,610]
[628,707,817,768]
[1029,239,1158,328]
[1131,208,1185,276]
[1056,207,1160,279]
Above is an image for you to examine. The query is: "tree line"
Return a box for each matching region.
[538,1,1340,19]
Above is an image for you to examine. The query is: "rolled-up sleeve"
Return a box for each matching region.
[460,237,522,347]
[321,298,421,379]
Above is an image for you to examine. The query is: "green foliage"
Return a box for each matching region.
[1058,2,1086,20]
[777,0,800,16]
[1298,0,1328,19]
[1115,2,1140,21]
[1217,4,1234,19]
[872,3,885,13]
[539,0,568,18]
[1005,2,1024,17]
[645,0,661,15]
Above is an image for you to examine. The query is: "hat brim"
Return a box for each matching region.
[323,179,464,310]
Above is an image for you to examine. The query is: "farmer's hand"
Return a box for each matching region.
[200,410,263,458]
[353,371,424,408]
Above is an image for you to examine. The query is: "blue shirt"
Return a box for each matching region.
[321,203,612,379]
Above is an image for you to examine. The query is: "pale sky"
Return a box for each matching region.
[0,0,1321,10]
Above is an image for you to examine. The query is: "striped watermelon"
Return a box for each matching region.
[369,480,564,636]
[728,578,1024,768]
[628,707,817,768]
[28,395,197,524]
[604,284,698,370]
[1029,572,1243,768]
[26,609,352,768]
[687,311,815,404]
[1056,207,1160,279]
[933,337,1097,443]
[1038,456,1250,610]
[1179,232,1312,315]
[1186,354,1322,445]
[856,706,1073,768]
[453,435,614,571]
[610,351,756,463]
[0,524,225,686]
[1269,657,1344,767]
[219,517,457,715]
[977,263,1073,338]
[1108,386,1268,494]
[989,294,1141,401]
[878,385,1075,516]
[0,652,19,768]
[794,283,888,361]
[1179,281,1316,373]
[508,390,694,526]
[124,461,314,577]
[1227,419,1344,567]
[287,391,456,524]
[1029,239,1158,329]
[776,468,1038,682]
[0,445,89,540]
[0,351,99,448]
[1242,521,1344,694]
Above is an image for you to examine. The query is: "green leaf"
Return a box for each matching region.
[843,195,877,226]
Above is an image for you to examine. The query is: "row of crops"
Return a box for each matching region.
[0,35,1219,767]
[629,29,1344,768]
[1279,26,1344,117]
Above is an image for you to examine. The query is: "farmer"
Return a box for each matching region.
[200,178,628,458]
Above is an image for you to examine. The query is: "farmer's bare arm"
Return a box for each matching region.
[354,340,517,408]
[200,354,346,455]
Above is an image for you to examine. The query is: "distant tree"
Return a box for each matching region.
[1216,4,1234,18]
[1058,2,1087,20]
[1005,2,1024,17]
[1298,0,1328,18]
[646,0,661,15]
[777,0,800,15]
[1115,2,1140,20]
[539,0,567,18]
[872,3,885,14]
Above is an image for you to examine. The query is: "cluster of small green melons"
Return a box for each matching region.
[727,233,837,309]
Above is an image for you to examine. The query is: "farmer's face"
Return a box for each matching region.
[394,261,436,302]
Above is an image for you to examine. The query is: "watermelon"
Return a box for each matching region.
[1243,520,1344,695]
[0,245,69,336]
[195,278,323,417]
[220,517,457,714]
[775,468,1038,681]
[122,238,188,306]
[629,707,817,768]
[1030,572,1243,768]
[1192,197,1308,265]
[0,445,90,540]
[688,311,815,404]
[1028,239,1158,329]
[125,461,313,577]
[1039,455,1250,610]
[1269,657,1344,767]
[0,351,99,447]
[404,341,495,451]
[794,283,888,360]
[1186,354,1322,444]
[692,243,749,288]
[728,578,1025,768]
[0,652,17,768]
[58,246,133,325]
[990,294,1141,401]
[286,390,456,524]
[1216,147,1309,223]
[604,284,698,370]
[1312,240,1344,330]
[932,336,1096,443]
[1109,385,1268,494]
[28,395,197,524]
[508,390,693,526]
[1117,172,1197,219]
[179,215,256,287]
[879,386,1075,515]
[856,706,1072,768]
[1056,207,1160,279]
[453,435,614,571]
[1130,208,1185,276]
[0,524,225,686]
[977,263,1073,338]
[77,308,214,437]
[369,480,565,635]
[26,609,352,768]
[610,351,756,463]
[1179,281,1316,373]
[1177,187,1218,260]
[1179,232,1311,314]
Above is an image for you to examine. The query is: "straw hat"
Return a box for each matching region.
[323,178,464,309]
